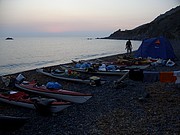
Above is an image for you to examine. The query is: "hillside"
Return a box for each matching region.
[104,6,180,40]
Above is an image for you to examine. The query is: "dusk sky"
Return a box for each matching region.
[0,0,179,37]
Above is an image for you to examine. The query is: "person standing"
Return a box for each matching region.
[125,39,132,54]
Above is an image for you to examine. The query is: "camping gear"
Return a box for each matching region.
[0,89,71,113]
[0,115,29,131]
[89,76,101,86]
[15,81,92,103]
[129,69,144,81]
[16,74,26,82]
[1,76,11,87]
[129,70,179,83]
[60,65,128,76]
[174,71,180,84]
[166,59,175,67]
[46,82,63,89]
[106,65,117,71]
[159,72,177,83]
[143,71,159,83]
[135,36,176,60]
[98,64,106,71]
[36,68,106,85]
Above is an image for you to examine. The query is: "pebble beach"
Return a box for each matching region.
[0,40,179,135]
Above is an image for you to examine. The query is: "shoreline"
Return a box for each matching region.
[1,39,179,77]
[0,52,127,77]
[0,39,180,135]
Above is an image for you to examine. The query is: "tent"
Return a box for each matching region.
[135,36,176,60]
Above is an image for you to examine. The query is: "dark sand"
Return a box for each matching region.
[0,40,179,135]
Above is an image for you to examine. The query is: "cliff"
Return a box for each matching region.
[104,6,180,40]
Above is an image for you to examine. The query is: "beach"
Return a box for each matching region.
[0,40,179,135]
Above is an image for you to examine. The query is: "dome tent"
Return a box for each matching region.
[135,36,176,60]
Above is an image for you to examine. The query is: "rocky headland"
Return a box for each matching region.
[102,6,180,40]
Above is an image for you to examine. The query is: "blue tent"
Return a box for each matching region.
[135,36,176,59]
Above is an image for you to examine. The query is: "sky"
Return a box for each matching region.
[0,0,179,37]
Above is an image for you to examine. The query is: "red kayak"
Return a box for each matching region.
[0,89,71,113]
[15,81,92,103]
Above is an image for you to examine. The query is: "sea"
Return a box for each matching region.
[0,37,141,76]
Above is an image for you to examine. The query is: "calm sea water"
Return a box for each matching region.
[0,37,141,76]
